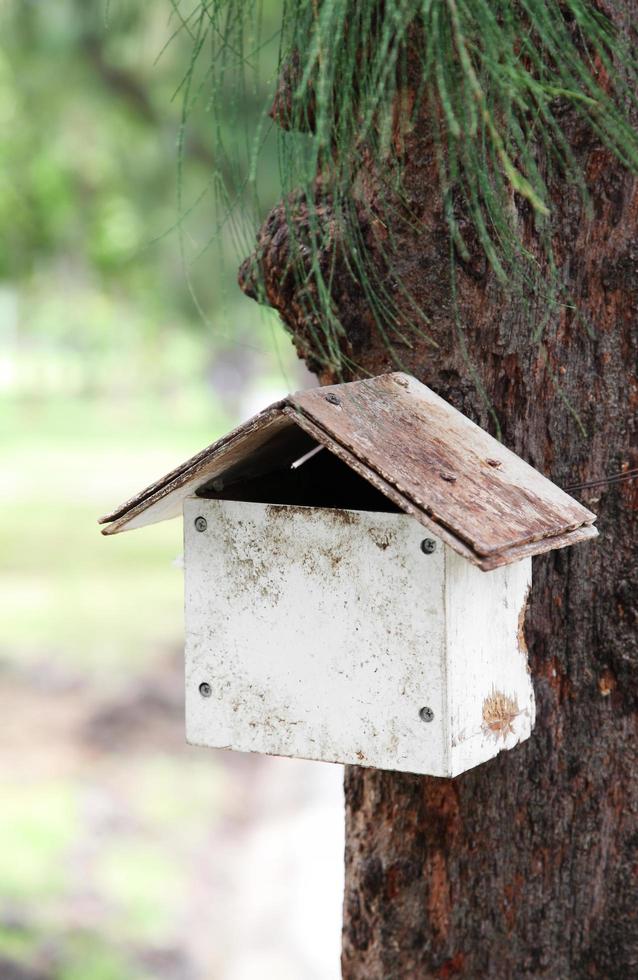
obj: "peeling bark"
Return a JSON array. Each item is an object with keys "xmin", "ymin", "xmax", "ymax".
[{"xmin": 239, "ymin": 3, "xmax": 638, "ymax": 975}]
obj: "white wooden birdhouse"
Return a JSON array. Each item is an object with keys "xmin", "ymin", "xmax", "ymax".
[{"xmin": 101, "ymin": 373, "xmax": 597, "ymax": 777}]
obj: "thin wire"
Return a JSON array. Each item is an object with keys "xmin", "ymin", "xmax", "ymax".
[{"xmin": 565, "ymin": 468, "xmax": 638, "ymax": 492}]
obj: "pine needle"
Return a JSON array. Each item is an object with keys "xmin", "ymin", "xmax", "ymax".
[{"xmin": 175, "ymin": 0, "xmax": 638, "ymax": 376}]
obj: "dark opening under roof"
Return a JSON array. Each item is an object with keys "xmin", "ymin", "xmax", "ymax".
[{"xmin": 99, "ymin": 372, "xmax": 597, "ymax": 571}]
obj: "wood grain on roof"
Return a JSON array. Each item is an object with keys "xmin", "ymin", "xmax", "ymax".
[
  {"xmin": 100, "ymin": 372, "xmax": 597, "ymax": 568},
  {"xmin": 289, "ymin": 373, "xmax": 596, "ymax": 560}
]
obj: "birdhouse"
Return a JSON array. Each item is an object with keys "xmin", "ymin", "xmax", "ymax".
[{"xmin": 100, "ymin": 373, "xmax": 597, "ymax": 777}]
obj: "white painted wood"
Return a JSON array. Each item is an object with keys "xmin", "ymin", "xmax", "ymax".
[
  {"xmin": 184, "ymin": 497, "xmax": 448, "ymax": 775},
  {"xmin": 444, "ymin": 551, "xmax": 533, "ymax": 776},
  {"xmin": 184, "ymin": 497, "xmax": 535, "ymax": 777}
]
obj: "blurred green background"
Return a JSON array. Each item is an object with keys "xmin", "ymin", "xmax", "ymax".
[{"xmin": 1, "ymin": 3, "xmax": 340, "ymax": 979}]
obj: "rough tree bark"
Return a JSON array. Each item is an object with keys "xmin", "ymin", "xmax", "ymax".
[{"xmin": 239, "ymin": 4, "xmax": 638, "ymax": 976}]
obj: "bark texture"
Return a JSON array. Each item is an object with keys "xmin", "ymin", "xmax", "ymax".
[{"xmin": 239, "ymin": 4, "xmax": 638, "ymax": 975}]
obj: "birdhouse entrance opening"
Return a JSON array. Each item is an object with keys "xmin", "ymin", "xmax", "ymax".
[{"xmin": 196, "ymin": 428, "xmax": 400, "ymax": 514}]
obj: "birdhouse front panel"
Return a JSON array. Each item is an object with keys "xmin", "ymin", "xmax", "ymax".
[
  {"xmin": 183, "ymin": 496, "xmax": 534, "ymax": 777},
  {"xmin": 184, "ymin": 497, "xmax": 447, "ymax": 775}
]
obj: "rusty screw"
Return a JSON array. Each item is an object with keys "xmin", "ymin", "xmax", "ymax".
[
  {"xmin": 419, "ymin": 706, "xmax": 434, "ymax": 723},
  {"xmin": 199, "ymin": 681, "xmax": 212, "ymax": 698},
  {"xmin": 420, "ymin": 538, "xmax": 436, "ymax": 555},
  {"xmin": 194, "ymin": 516, "xmax": 208, "ymax": 533},
  {"xmin": 325, "ymin": 393, "xmax": 341, "ymax": 406}
]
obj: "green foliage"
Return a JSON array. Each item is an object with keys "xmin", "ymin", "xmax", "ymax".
[
  {"xmin": 180, "ymin": 0, "xmax": 638, "ymax": 373},
  {"xmin": 0, "ymin": 0, "xmax": 292, "ymax": 396}
]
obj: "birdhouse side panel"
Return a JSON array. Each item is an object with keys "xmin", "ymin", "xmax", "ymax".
[
  {"xmin": 183, "ymin": 498, "xmax": 452, "ymax": 775},
  {"xmin": 444, "ymin": 551, "xmax": 534, "ymax": 776}
]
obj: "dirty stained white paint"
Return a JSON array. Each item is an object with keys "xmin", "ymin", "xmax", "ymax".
[{"xmin": 184, "ymin": 497, "xmax": 534, "ymax": 778}]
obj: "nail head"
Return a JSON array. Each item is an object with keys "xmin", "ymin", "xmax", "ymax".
[{"xmin": 199, "ymin": 682, "xmax": 212, "ymax": 698}]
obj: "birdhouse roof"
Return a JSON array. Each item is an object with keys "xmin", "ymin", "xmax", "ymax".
[{"xmin": 99, "ymin": 372, "xmax": 597, "ymax": 570}]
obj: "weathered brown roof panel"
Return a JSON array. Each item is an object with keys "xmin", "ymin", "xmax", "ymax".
[
  {"xmin": 289, "ymin": 373, "xmax": 596, "ymax": 558},
  {"xmin": 100, "ymin": 372, "xmax": 597, "ymax": 567},
  {"xmin": 282, "ymin": 405, "xmax": 597, "ymax": 570}
]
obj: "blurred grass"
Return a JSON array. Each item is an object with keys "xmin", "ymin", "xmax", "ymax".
[
  {"xmin": 0, "ymin": 2, "xmax": 330, "ymax": 973},
  {"xmin": 0, "ymin": 383, "xmax": 253, "ymax": 978},
  {"xmin": 1, "ymin": 392, "xmax": 220, "ymax": 678},
  {"xmin": 0, "ymin": 275, "xmax": 308, "ymax": 980},
  {"xmin": 0, "ymin": 783, "xmax": 77, "ymax": 903}
]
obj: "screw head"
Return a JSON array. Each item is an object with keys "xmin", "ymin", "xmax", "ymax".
[
  {"xmin": 194, "ymin": 516, "xmax": 208, "ymax": 533},
  {"xmin": 420, "ymin": 538, "xmax": 436, "ymax": 554},
  {"xmin": 325, "ymin": 393, "xmax": 341, "ymax": 406},
  {"xmin": 199, "ymin": 681, "xmax": 212, "ymax": 698},
  {"xmin": 419, "ymin": 706, "xmax": 434, "ymax": 723}
]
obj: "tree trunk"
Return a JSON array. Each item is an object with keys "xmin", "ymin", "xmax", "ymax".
[{"xmin": 239, "ymin": 5, "xmax": 638, "ymax": 975}]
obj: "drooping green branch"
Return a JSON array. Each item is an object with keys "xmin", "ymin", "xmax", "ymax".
[{"xmin": 176, "ymin": 0, "xmax": 638, "ymax": 373}]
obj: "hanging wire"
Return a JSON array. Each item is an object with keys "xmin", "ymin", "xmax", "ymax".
[{"xmin": 565, "ymin": 467, "xmax": 638, "ymax": 493}]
